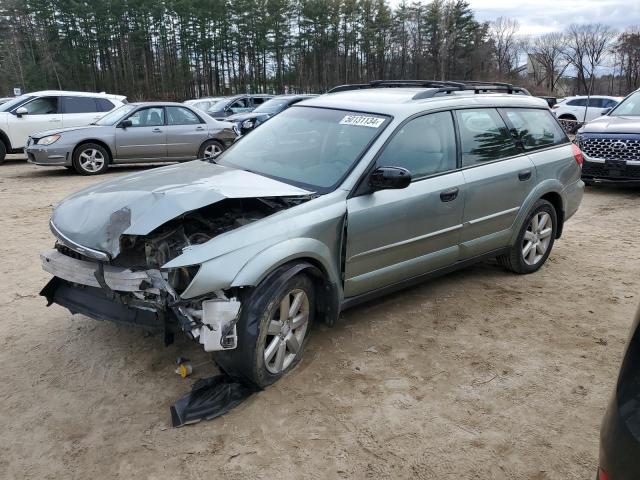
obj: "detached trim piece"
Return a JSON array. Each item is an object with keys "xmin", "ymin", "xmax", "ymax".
[{"xmin": 49, "ymin": 219, "xmax": 110, "ymax": 261}]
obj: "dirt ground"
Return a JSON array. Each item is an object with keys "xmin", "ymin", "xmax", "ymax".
[{"xmin": 1, "ymin": 156, "xmax": 639, "ymax": 480}]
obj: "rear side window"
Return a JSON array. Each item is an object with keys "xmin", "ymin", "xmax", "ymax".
[
  {"xmin": 63, "ymin": 96, "xmax": 98, "ymax": 113},
  {"xmin": 166, "ymin": 106, "xmax": 201, "ymax": 125},
  {"xmin": 377, "ymin": 111, "xmax": 457, "ymax": 178},
  {"xmin": 455, "ymin": 109, "xmax": 519, "ymax": 166},
  {"xmin": 567, "ymin": 98, "xmax": 587, "ymax": 107},
  {"xmin": 96, "ymin": 98, "xmax": 115, "ymax": 112},
  {"xmin": 503, "ymin": 108, "xmax": 568, "ymax": 151}
]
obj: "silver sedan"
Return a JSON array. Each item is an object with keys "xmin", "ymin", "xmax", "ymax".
[{"xmin": 26, "ymin": 102, "xmax": 239, "ymax": 175}]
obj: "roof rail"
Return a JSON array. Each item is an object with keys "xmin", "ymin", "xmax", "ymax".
[{"xmin": 327, "ymin": 79, "xmax": 531, "ymax": 98}]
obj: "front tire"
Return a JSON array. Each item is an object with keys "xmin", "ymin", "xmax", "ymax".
[
  {"xmin": 498, "ymin": 199, "xmax": 557, "ymax": 274},
  {"xmin": 72, "ymin": 143, "xmax": 109, "ymax": 175},
  {"xmin": 214, "ymin": 267, "xmax": 315, "ymax": 388}
]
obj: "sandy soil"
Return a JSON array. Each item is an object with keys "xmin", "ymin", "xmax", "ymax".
[{"xmin": 1, "ymin": 156, "xmax": 639, "ymax": 480}]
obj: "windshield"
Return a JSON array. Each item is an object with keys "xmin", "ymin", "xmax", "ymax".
[
  {"xmin": 95, "ymin": 104, "xmax": 137, "ymax": 125},
  {"xmin": 253, "ymin": 98, "xmax": 293, "ymax": 114},
  {"xmin": 206, "ymin": 99, "xmax": 229, "ymax": 112},
  {"xmin": 217, "ymin": 107, "xmax": 390, "ymax": 192},
  {"xmin": 610, "ymin": 91, "xmax": 640, "ymax": 116},
  {"xmin": 0, "ymin": 96, "xmax": 33, "ymax": 112}
]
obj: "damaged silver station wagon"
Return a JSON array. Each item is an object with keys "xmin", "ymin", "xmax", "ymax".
[{"xmin": 40, "ymin": 80, "xmax": 584, "ymax": 387}]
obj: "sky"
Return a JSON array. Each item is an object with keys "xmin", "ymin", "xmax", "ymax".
[{"xmin": 468, "ymin": 0, "xmax": 640, "ymax": 36}]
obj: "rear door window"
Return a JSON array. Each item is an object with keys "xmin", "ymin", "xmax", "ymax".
[
  {"xmin": 63, "ymin": 96, "xmax": 99, "ymax": 113},
  {"xmin": 377, "ymin": 111, "xmax": 457, "ymax": 178},
  {"xmin": 166, "ymin": 106, "xmax": 201, "ymax": 125},
  {"xmin": 455, "ymin": 109, "xmax": 519, "ymax": 166},
  {"xmin": 503, "ymin": 108, "xmax": 568, "ymax": 151}
]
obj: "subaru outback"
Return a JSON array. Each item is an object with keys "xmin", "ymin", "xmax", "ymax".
[{"xmin": 40, "ymin": 80, "xmax": 584, "ymax": 388}]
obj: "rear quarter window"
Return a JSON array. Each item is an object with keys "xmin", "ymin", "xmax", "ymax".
[
  {"xmin": 503, "ymin": 108, "xmax": 568, "ymax": 151},
  {"xmin": 96, "ymin": 98, "xmax": 115, "ymax": 112}
]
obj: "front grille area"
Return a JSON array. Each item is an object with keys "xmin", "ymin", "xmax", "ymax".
[
  {"xmin": 582, "ymin": 160, "xmax": 640, "ymax": 179},
  {"xmin": 579, "ymin": 137, "xmax": 640, "ymax": 162}
]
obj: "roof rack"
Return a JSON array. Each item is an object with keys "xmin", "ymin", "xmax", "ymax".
[{"xmin": 327, "ymin": 80, "xmax": 531, "ymax": 98}]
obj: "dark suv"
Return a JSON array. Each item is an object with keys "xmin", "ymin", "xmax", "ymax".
[{"xmin": 577, "ymin": 89, "xmax": 640, "ymax": 185}]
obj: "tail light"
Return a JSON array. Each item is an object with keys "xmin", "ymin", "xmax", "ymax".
[
  {"xmin": 598, "ymin": 467, "xmax": 610, "ymax": 480},
  {"xmin": 572, "ymin": 143, "xmax": 584, "ymax": 167}
]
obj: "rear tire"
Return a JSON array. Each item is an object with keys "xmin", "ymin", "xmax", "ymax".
[
  {"xmin": 198, "ymin": 139, "xmax": 225, "ymax": 160},
  {"xmin": 72, "ymin": 143, "xmax": 109, "ymax": 175},
  {"xmin": 213, "ymin": 266, "xmax": 315, "ymax": 388},
  {"xmin": 497, "ymin": 199, "xmax": 557, "ymax": 274},
  {"xmin": 0, "ymin": 141, "xmax": 6, "ymax": 165}
]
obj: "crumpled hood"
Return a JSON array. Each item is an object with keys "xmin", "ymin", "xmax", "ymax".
[
  {"xmin": 579, "ymin": 116, "xmax": 640, "ymax": 135},
  {"xmin": 51, "ymin": 161, "xmax": 312, "ymax": 258}
]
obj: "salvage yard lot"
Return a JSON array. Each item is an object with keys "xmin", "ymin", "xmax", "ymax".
[{"xmin": 0, "ymin": 157, "xmax": 638, "ymax": 479}]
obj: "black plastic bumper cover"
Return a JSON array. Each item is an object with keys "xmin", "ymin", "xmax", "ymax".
[
  {"xmin": 170, "ymin": 375, "xmax": 256, "ymax": 427},
  {"xmin": 40, "ymin": 277, "xmax": 164, "ymax": 331}
]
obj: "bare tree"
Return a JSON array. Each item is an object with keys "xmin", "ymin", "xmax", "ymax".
[
  {"xmin": 564, "ymin": 23, "xmax": 616, "ymax": 95},
  {"xmin": 528, "ymin": 32, "xmax": 570, "ymax": 93},
  {"xmin": 489, "ymin": 16, "xmax": 520, "ymax": 77}
]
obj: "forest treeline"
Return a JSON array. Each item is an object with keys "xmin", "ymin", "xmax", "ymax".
[{"xmin": 0, "ymin": 0, "xmax": 639, "ymax": 100}]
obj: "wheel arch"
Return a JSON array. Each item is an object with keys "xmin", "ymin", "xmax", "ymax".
[
  {"xmin": 0, "ymin": 129, "xmax": 11, "ymax": 151},
  {"xmin": 558, "ymin": 113, "xmax": 577, "ymax": 121},
  {"xmin": 73, "ymin": 139, "xmax": 113, "ymax": 163},
  {"xmin": 229, "ymin": 240, "xmax": 343, "ymax": 326},
  {"xmin": 510, "ymin": 182, "xmax": 566, "ymax": 244}
]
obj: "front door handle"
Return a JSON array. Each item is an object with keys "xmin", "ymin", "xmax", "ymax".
[
  {"xmin": 152, "ymin": 128, "xmax": 162, "ymax": 133},
  {"xmin": 49, "ymin": 118, "xmax": 61, "ymax": 122},
  {"xmin": 196, "ymin": 126, "xmax": 205, "ymax": 131},
  {"xmin": 440, "ymin": 187, "xmax": 459, "ymax": 202},
  {"xmin": 518, "ymin": 170, "xmax": 532, "ymax": 181}
]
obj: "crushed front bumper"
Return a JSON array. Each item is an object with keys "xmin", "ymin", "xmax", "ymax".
[{"xmin": 41, "ymin": 277, "xmax": 165, "ymax": 330}]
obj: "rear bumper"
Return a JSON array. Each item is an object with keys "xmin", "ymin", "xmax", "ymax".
[
  {"xmin": 41, "ymin": 277, "xmax": 165, "ymax": 331},
  {"xmin": 563, "ymin": 179, "xmax": 584, "ymax": 222}
]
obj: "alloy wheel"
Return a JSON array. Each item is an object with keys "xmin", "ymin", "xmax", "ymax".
[
  {"xmin": 79, "ymin": 148, "xmax": 105, "ymax": 173},
  {"xmin": 522, "ymin": 211, "xmax": 553, "ymax": 266},
  {"xmin": 203, "ymin": 143, "xmax": 222, "ymax": 158},
  {"xmin": 264, "ymin": 289, "xmax": 310, "ymax": 375}
]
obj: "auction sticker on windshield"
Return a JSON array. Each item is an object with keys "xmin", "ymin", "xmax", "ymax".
[{"xmin": 339, "ymin": 115, "xmax": 385, "ymax": 128}]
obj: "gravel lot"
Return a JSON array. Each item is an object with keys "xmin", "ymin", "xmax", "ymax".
[{"xmin": 1, "ymin": 156, "xmax": 639, "ymax": 479}]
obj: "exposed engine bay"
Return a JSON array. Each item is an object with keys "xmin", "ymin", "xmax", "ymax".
[{"xmin": 41, "ymin": 196, "xmax": 311, "ymax": 351}]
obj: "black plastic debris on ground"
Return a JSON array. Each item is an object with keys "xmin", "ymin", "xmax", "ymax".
[{"xmin": 170, "ymin": 374, "xmax": 257, "ymax": 427}]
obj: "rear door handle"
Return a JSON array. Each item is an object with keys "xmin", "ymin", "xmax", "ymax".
[
  {"xmin": 152, "ymin": 128, "xmax": 162, "ymax": 133},
  {"xmin": 518, "ymin": 170, "xmax": 532, "ymax": 181},
  {"xmin": 196, "ymin": 126, "xmax": 205, "ymax": 131},
  {"xmin": 440, "ymin": 187, "xmax": 459, "ymax": 202}
]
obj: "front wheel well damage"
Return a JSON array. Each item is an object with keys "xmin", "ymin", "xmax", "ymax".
[{"xmin": 237, "ymin": 258, "xmax": 340, "ymax": 327}]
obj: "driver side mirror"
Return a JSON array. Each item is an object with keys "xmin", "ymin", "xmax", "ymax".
[
  {"xmin": 15, "ymin": 107, "xmax": 28, "ymax": 117},
  {"xmin": 601, "ymin": 108, "xmax": 611, "ymax": 115},
  {"xmin": 369, "ymin": 166, "xmax": 411, "ymax": 191},
  {"xmin": 118, "ymin": 119, "xmax": 133, "ymax": 128}
]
